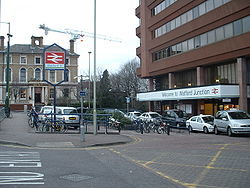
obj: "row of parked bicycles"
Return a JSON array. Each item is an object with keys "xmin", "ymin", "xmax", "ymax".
[
  {"xmin": 27, "ymin": 109, "xmax": 69, "ymax": 133},
  {"xmin": 133, "ymin": 118, "xmax": 170, "ymax": 135}
]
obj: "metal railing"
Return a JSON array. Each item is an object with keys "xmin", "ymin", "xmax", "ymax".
[{"xmin": 0, "ymin": 107, "xmax": 6, "ymax": 122}]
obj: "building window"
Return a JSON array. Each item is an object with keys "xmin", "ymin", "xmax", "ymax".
[
  {"xmin": 20, "ymin": 68, "xmax": 27, "ymax": 82},
  {"xmin": 49, "ymin": 70, "xmax": 55, "ymax": 82},
  {"xmin": 20, "ymin": 88, "xmax": 26, "ymax": 99},
  {"xmin": 243, "ymin": 16, "xmax": 250, "ymax": 33},
  {"xmin": 20, "ymin": 56, "xmax": 27, "ymax": 64},
  {"xmin": 174, "ymin": 69, "xmax": 197, "ymax": 88},
  {"xmin": 63, "ymin": 88, "xmax": 70, "ymax": 98},
  {"xmin": 5, "ymin": 55, "xmax": 12, "ymax": 64},
  {"xmin": 65, "ymin": 69, "xmax": 69, "ymax": 82},
  {"xmin": 152, "ymin": 0, "xmax": 178, "ymax": 16},
  {"xmin": 49, "ymin": 88, "xmax": 54, "ymax": 98},
  {"xmin": 152, "ymin": 15, "xmax": 249, "ymax": 62},
  {"xmin": 35, "ymin": 57, "xmax": 41, "ymax": 64},
  {"xmin": 35, "ymin": 68, "xmax": 41, "ymax": 80},
  {"xmin": 153, "ymin": 0, "xmax": 231, "ymax": 38},
  {"xmin": 66, "ymin": 58, "xmax": 70, "ymax": 65}
]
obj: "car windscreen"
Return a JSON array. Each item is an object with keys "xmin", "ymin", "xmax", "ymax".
[
  {"xmin": 43, "ymin": 109, "xmax": 52, "ymax": 114},
  {"xmin": 63, "ymin": 109, "xmax": 77, "ymax": 114},
  {"xmin": 150, "ymin": 114, "xmax": 160, "ymax": 118},
  {"xmin": 134, "ymin": 113, "xmax": 141, "ymax": 117},
  {"xmin": 175, "ymin": 111, "xmax": 186, "ymax": 118},
  {"xmin": 228, "ymin": 112, "xmax": 250, "ymax": 119},
  {"xmin": 202, "ymin": 116, "xmax": 214, "ymax": 123}
]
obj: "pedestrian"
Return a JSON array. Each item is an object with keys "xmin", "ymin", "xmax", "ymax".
[{"xmin": 31, "ymin": 106, "xmax": 38, "ymax": 129}]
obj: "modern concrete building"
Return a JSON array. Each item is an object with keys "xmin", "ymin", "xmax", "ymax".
[
  {"xmin": 0, "ymin": 36, "xmax": 79, "ymax": 110},
  {"xmin": 136, "ymin": 0, "xmax": 250, "ymax": 115}
]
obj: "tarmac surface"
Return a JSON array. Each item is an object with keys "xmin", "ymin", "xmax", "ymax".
[{"xmin": 0, "ymin": 112, "xmax": 132, "ymax": 148}]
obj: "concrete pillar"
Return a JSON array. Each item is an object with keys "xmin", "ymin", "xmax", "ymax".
[
  {"xmin": 237, "ymin": 57, "xmax": 247, "ymax": 112},
  {"xmin": 168, "ymin": 73, "xmax": 175, "ymax": 89},
  {"xmin": 197, "ymin": 66, "xmax": 204, "ymax": 86},
  {"xmin": 41, "ymin": 87, "xmax": 45, "ymax": 103},
  {"xmin": 148, "ymin": 78, "xmax": 154, "ymax": 111}
]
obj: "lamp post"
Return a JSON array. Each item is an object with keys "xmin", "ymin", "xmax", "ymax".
[
  {"xmin": 0, "ymin": 22, "xmax": 12, "ymax": 117},
  {"xmin": 93, "ymin": 0, "xmax": 97, "ymax": 135},
  {"xmin": 88, "ymin": 51, "xmax": 92, "ymax": 109}
]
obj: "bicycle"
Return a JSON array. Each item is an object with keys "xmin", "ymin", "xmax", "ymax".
[{"xmin": 41, "ymin": 118, "xmax": 67, "ymax": 133}]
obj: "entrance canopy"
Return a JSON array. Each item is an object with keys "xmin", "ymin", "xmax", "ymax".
[{"xmin": 137, "ymin": 85, "xmax": 240, "ymax": 101}]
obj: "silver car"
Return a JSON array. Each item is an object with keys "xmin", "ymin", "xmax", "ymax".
[{"xmin": 214, "ymin": 110, "xmax": 250, "ymax": 136}]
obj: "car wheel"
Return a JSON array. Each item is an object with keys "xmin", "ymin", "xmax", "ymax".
[
  {"xmin": 203, "ymin": 126, "xmax": 209, "ymax": 134},
  {"xmin": 214, "ymin": 126, "xmax": 219, "ymax": 135},
  {"xmin": 227, "ymin": 127, "xmax": 233, "ymax": 137},
  {"xmin": 188, "ymin": 125, "xmax": 193, "ymax": 132}
]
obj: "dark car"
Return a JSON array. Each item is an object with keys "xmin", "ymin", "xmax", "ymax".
[{"xmin": 162, "ymin": 109, "xmax": 187, "ymax": 128}]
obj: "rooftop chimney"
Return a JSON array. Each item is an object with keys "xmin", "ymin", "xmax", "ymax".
[
  {"xmin": 0, "ymin": 36, "xmax": 5, "ymax": 51},
  {"xmin": 31, "ymin": 36, "xmax": 43, "ymax": 47},
  {"xmin": 70, "ymin": 39, "xmax": 74, "ymax": 53}
]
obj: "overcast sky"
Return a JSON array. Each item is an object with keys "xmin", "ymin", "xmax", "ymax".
[{"xmin": 0, "ymin": 0, "xmax": 140, "ymax": 75}]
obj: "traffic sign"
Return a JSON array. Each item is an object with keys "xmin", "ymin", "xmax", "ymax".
[{"xmin": 79, "ymin": 91, "xmax": 86, "ymax": 97}]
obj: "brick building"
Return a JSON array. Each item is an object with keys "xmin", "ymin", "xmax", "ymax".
[
  {"xmin": 136, "ymin": 0, "xmax": 250, "ymax": 115},
  {"xmin": 0, "ymin": 36, "xmax": 79, "ymax": 110}
]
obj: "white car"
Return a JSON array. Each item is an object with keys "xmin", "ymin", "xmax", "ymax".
[
  {"xmin": 186, "ymin": 115, "xmax": 214, "ymax": 134},
  {"xmin": 39, "ymin": 106, "xmax": 80, "ymax": 127},
  {"xmin": 126, "ymin": 111, "xmax": 141, "ymax": 121},
  {"xmin": 139, "ymin": 112, "xmax": 162, "ymax": 123}
]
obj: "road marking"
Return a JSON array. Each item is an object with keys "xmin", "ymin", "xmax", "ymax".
[{"xmin": 0, "ymin": 151, "xmax": 44, "ymax": 185}]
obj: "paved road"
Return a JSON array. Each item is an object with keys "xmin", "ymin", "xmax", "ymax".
[{"xmin": 0, "ymin": 112, "xmax": 249, "ymax": 187}]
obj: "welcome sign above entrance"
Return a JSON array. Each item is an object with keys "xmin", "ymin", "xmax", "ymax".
[{"xmin": 137, "ymin": 85, "xmax": 240, "ymax": 101}]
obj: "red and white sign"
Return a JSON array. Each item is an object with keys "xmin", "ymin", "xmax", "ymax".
[{"xmin": 45, "ymin": 51, "xmax": 65, "ymax": 70}]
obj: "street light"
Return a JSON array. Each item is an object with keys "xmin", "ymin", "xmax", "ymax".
[
  {"xmin": 93, "ymin": 0, "xmax": 97, "ymax": 135},
  {"xmin": 88, "ymin": 51, "xmax": 92, "ymax": 109},
  {"xmin": 0, "ymin": 21, "xmax": 12, "ymax": 117}
]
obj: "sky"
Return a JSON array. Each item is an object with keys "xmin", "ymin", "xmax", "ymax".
[{"xmin": 0, "ymin": 0, "xmax": 140, "ymax": 75}]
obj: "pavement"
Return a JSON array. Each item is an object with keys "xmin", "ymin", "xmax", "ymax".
[{"xmin": 0, "ymin": 111, "xmax": 132, "ymax": 148}]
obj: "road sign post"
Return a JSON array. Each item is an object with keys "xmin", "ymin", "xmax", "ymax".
[{"xmin": 43, "ymin": 43, "xmax": 66, "ymax": 125}]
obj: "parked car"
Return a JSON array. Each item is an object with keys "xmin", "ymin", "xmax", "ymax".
[
  {"xmin": 162, "ymin": 109, "xmax": 187, "ymax": 127},
  {"xmin": 186, "ymin": 114, "xmax": 214, "ymax": 134},
  {"xmin": 39, "ymin": 106, "xmax": 80, "ymax": 128},
  {"xmin": 214, "ymin": 109, "xmax": 250, "ymax": 136},
  {"xmin": 139, "ymin": 112, "xmax": 162, "ymax": 123},
  {"xmin": 126, "ymin": 111, "xmax": 141, "ymax": 121}
]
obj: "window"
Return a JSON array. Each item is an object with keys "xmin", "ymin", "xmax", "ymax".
[
  {"xmin": 182, "ymin": 41, "xmax": 188, "ymax": 52},
  {"xmin": 20, "ymin": 56, "xmax": 27, "ymax": 64},
  {"xmin": 170, "ymin": 19, "xmax": 176, "ymax": 30},
  {"xmin": 207, "ymin": 30, "xmax": 215, "ymax": 44},
  {"xmin": 193, "ymin": 7, "xmax": 199, "ymax": 19},
  {"xmin": 187, "ymin": 10, "xmax": 193, "ymax": 22},
  {"xmin": 166, "ymin": 22, "xmax": 171, "ymax": 32},
  {"xmin": 224, "ymin": 23, "xmax": 233, "ymax": 38},
  {"xmin": 49, "ymin": 70, "xmax": 55, "ymax": 82},
  {"xmin": 175, "ymin": 16, "xmax": 181, "ymax": 28},
  {"xmin": 20, "ymin": 88, "xmax": 26, "ymax": 99},
  {"xmin": 20, "ymin": 68, "xmax": 26, "ymax": 82},
  {"xmin": 233, "ymin": 19, "xmax": 243, "ymax": 36},
  {"xmin": 5, "ymin": 55, "xmax": 12, "ymax": 64},
  {"xmin": 35, "ymin": 57, "xmax": 41, "ymax": 64},
  {"xmin": 66, "ymin": 58, "xmax": 69, "ymax": 65},
  {"xmin": 187, "ymin": 38, "xmax": 194, "ymax": 50},
  {"xmin": 65, "ymin": 69, "xmax": 69, "ymax": 82},
  {"xmin": 176, "ymin": 43, "xmax": 182, "ymax": 54},
  {"xmin": 215, "ymin": 27, "xmax": 224, "ymax": 41},
  {"xmin": 198, "ymin": 2, "xmax": 206, "ymax": 16},
  {"xmin": 200, "ymin": 33, "xmax": 208, "ymax": 46},
  {"xmin": 49, "ymin": 88, "xmax": 54, "ymax": 98},
  {"xmin": 214, "ymin": 0, "xmax": 223, "ymax": 8},
  {"xmin": 180, "ymin": 13, "xmax": 187, "ymax": 25},
  {"xmin": 194, "ymin": 36, "xmax": 200, "ymax": 48},
  {"xmin": 35, "ymin": 68, "xmax": 41, "ymax": 80},
  {"xmin": 171, "ymin": 45, "xmax": 177, "ymax": 55},
  {"xmin": 242, "ymin": 16, "xmax": 250, "ymax": 33},
  {"xmin": 206, "ymin": 0, "xmax": 214, "ymax": 12},
  {"xmin": 63, "ymin": 88, "xmax": 70, "ymax": 98}
]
